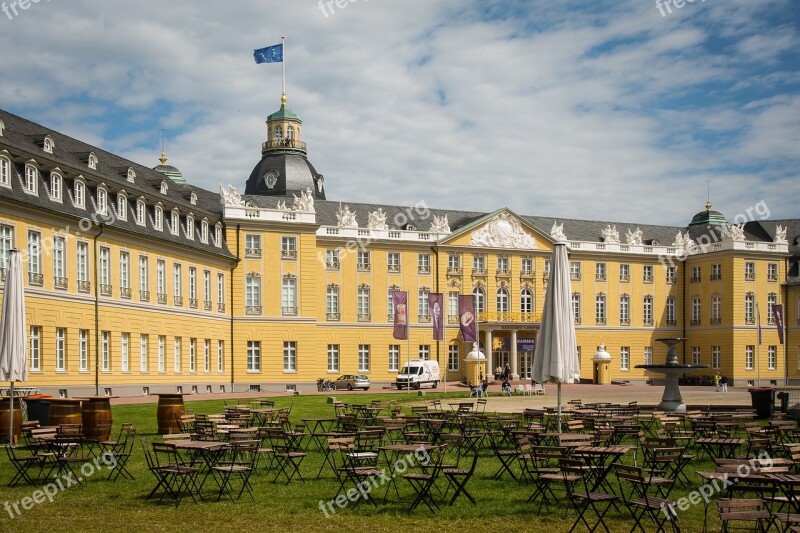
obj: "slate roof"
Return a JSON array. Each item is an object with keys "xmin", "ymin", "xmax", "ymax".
[{"xmin": 0, "ymin": 109, "xmax": 233, "ymax": 260}]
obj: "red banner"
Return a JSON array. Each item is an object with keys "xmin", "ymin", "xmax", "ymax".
[
  {"xmin": 428, "ymin": 293, "xmax": 443, "ymax": 341},
  {"xmin": 458, "ymin": 295, "xmax": 477, "ymax": 342},
  {"xmin": 392, "ymin": 291, "xmax": 408, "ymax": 340}
]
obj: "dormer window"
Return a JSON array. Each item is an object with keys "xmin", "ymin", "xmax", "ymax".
[
  {"xmin": 23, "ymin": 163, "xmax": 38, "ymax": 194},
  {"xmin": 43, "ymin": 135, "xmax": 54, "ymax": 154},
  {"xmin": 154, "ymin": 204, "xmax": 163, "ymax": 231},
  {"xmin": 50, "ymin": 172, "xmax": 62, "ymax": 202},
  {"xmin": 87, "ymin": 152, "xmax": 98, "ymax": 170},
  {"xmin": 214, "ymin": 224, "xmax": 223, "ymax": 248},
  {"xmin": 0, "ymin": 119, "xmax": 5, "ymax": 137},
  {"xmin": 136, "ymin": 198, "xmax": 146, "ymax": 226},
  {"xmin": 170, "ymin": 209, "xmax": 180, "ymax": 235},
  {"xmin": 160, "ymin": 180, "xmax": 168, "ymax": 195},
  {"xmin": 74, "ymin": 179, "xmax": 86, "ymax": 208},
  {"xmin": 116, "ymin": 193, "xmax": 127, "ymax": 221},
  {"xmin": 186, "ymin": 214, "xmax": 195, "ymax": 240},
  {"xmin": 200, "ymin": 219, "xmax": 209, "ymax": 244},
  {"xmin": 190, "ymin": 192, "xmax": 197, "ymax": 205},
  {"xmin": 96, "ymin": 186, "xmax": 108, "ymax": 214},
  {"xmin": 127, "ymin": 167, "xmax": 136, "ymax": 183},
  {"xmin": 0, "ymin": 155, "xmax": 9, "ymax": 187}
]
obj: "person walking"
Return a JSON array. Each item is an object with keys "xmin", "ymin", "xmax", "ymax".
[
  {"xmin": 714, "ymin": 373, "xmax": 721, "ymax": 392},
  {"xmin": 721, "ymin": 375, "xmax": 728, "ymax": 392}
]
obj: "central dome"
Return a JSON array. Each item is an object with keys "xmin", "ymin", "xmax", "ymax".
[{"xmin": 245, "ymin": 154, "xmax": 325, "ymax": 199}]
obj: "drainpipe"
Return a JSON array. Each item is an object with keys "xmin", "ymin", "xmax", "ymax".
[
  {"xmin": 783, "ymin": 256, "xmax": 790, "ymax": 386},
  {"xmin": 681, "ymin": 256, "xmax": 687, "ymax": 367},
  {"xmin": 93, "ymin": 223, "xmax": 105, "ymax": 396},
  {"xmin": 230, "ymin": 224, "xmax": 240, "ymax": 393}
]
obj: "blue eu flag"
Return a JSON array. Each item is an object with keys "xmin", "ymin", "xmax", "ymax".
[{"xmin": 254, "ymin": 44, "xmax": 283, "ymax": 64}]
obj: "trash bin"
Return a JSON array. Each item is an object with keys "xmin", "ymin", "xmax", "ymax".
[
  {"xmin": 748, "ymin": 387, "xmax": 775, "ymax": 419},
  {"xmin": 777, "ymin": 391, "xmax": 790, "ymax": 413},
  {"xmin": 23, "ymin": 394, "xmax": 52, "ymax": 425}
]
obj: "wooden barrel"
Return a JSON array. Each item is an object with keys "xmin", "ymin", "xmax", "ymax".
[
  {"xmin": 48, "ymin": 399, "xmax": 83, "ymax": 427},
  {"xmin": 80, "ymin": 397, "xmax": 113, "ymax": 440},
  {"xmin": 0, "ymin": 398, "xmax": 22, "ymax": 443},
  {"xmin": 156, "ymin": 394, "xmax": 185, "ymax": 434}
]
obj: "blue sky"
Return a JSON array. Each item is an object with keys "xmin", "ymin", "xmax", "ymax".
[{"xmin": 0, "ymin": 0, "xmax": 797, "ymax": 226}]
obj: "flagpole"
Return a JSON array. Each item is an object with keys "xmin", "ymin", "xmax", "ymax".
[
  {"xmin": 756, "ymin": 301, "xmax": 761, "ymax": 387},
  {"xmin": 281, "ymin": 36, "xmax": 286, "ymax": 98}
]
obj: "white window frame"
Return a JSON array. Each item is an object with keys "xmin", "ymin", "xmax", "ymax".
[
  {"xmin": 217, "ymin": 340, "xmax": 224, "ymax": 373},
  {"xmin": 96, "ymin": 186, "xmax": 108, "ymax": 214},
  {"xmin": 50, "ymin": 172, "xmax": 62, "ymax": 202},
  {"xmin": 120, "ymin": 333, "xmax": 129, "ymax": 373},
  {"xmin": 74, "ymin": 179, "xmax": 85, "ymax": 209},
  {"xmin": 140, "ymin": 334, "xmax": 148, "ymax": 373},
  {"xmin": 76, "ymin": 241, "xmax": 89, "ymax": 284},
  {"xmin": 448, "ymin": 345, "xmax": 460, "ymax": 372},
  {"xmin": 388, "ymin": 345, "xmax": 399, "ymax": 372},
  {"xmin": 116, "ymin": 194, "xmax": 127, "ymax": 220},
  {"xmin": 692, "ymin": 346, "xmax": 701, "ymax": 366},
  {"xmin": 159, "ymin": 336, "xmax": 166, "ymax": 373},
  {"xmin": 174, "ymin": 337, "xmax": 181, "ymax": 373},
  {"xmin": 247, "ymin": 341, "xmax": 261, "ymax": 372},
  {"xmin": 358, "ymin": 344, "xmax": 371, "ymax": 373},
  {"xmin": 29, "ymin": 326, "xmax": 41, "ymax": 371},
  {"xmin": 101, "ymin": 331, "xmax": 110, "ymax": 372},
  {"xmin": 283, "ymin": 341, "xmax": 297, "ymax": 372},
  {"xmin": 119, "ymin": 251, "xmax": 130, "ymax": 291},
  {"xmin": 620, "ymin": 347, "xmax": 629, "ymax": 371},
  {"xmin": 79, "ymin": 330, "xmax": 89, "ymax": 372},
  {"xmin": 203, "ymin": 339, "xmax": 210, "ymax": 373},
  {"xmin": 201, "ymin": 220, "xmax": 209, "ymax": 244},
  {"xmin": 189, "ymin": 338, "xmax": 196, "ymax": 373},
  {"xmin": 186, "ymin": 215, "xmax": 194, "ymax": 240},
  {"xmin": 745, "ymin": 345, "xmax": 754, "ymax": 370},
  {"xmin": 136, "ymin": 199, "xmax": 146, "ymax": 226},
  {"xmin": 154, "ymin": 205, "xmax": 163, "ymax": 231},
  {"xmin": 768, "ymin": 346, "xmax": 777, "ymax": 370},
  {"xmin": 55, "ymin": 328, "xmax": 66, "ymax": 371},
  {"xmin": 0, "ymin": 156, "xmax": 9, "ymax": 187},
  {"xmin": 328, "ymin": 344, "xmax": 340, "ymax": 372},
  {"xmin": 23, "ymin": 164, "xmax": 38, "ymax": 194},
  {"xmin": 711, "ymin": 346, "xmax": 720, "ymax": 370}
]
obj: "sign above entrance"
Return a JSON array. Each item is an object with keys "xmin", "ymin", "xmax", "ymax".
[{"xmin": 518, "ymin": 338, "xmax": 535, "ymax": 352}]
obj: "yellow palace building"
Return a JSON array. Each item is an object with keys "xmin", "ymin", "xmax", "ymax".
[{"xmin": 0, "ymin": 97, "xmax": 798, "ymax": 397}]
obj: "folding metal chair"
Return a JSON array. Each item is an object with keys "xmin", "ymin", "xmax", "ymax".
[
  {"xmin": 104, "ymin": 425, "xmax": 137, "ymax": 481},
  {"xmin": 614, "ymin": 464, "xmax": 680, "ymax": 532},
  {"xmin": 150, "ymin": 441, "xmax": 201, "ymax": 507},
  {"xmin": 210, "ymin": 441, "xmax": 258, "ymax": 502},
  {"xmin": 402, "ymin": 445, "xmax": 446, "ymax": 513},
  {"xmin": 5, "ymin": 445, "xmax": 39, "ymax": 487},
  {"xmin": 442, "ymin": 437, "xmax": 480, "ymax": 505},
  {"xmin": 562, "ymin": 457, "xmax": 619, "ymax": 533}
]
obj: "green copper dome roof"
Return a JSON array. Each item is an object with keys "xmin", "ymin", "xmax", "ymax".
[
  {"xmin": 689, "ymin": 201, "xmax": 727, "ymax": 226},
  {"xmin": 268, "ymin": 103, "xmax": 301, "ymax": 123}
]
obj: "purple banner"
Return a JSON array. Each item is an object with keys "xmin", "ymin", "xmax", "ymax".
[
  {"xmin": 773, "ymin": 303, "xmax": 784, "ymax": 344},
  {"xmin": 458, "ymin": 295, "xmax": 477, "ymax": 343},
  {"xmin": 428, "ymin": 293, "xmax": 443, "ymax": 341},
  {"xmin": 392, "ymin": 291, "xmax": 408, "ymax": 340}
]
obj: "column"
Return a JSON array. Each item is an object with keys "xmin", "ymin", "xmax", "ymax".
[
  {"xmin": 510, "ymin": 330, "xmax": 519, "ymax": 380},
  {"xmin": 484, "ymin": 329, "xmax": 493, "ymax": 382}
]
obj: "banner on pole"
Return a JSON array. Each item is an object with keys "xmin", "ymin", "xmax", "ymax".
[
  {"xmin": 772, "ymin": 303, "xmax": 784, "ymax": 344},
  {"xmin": 392, "ymin": 291, "xmax": 408, "ymax": 340},
  {"xmin": 458, "ymin": 295, "xmax": 477, "ymax": 342},
  {"xmin": 428, "ymin": 293, "xmax": 443, "ymax": 341}
]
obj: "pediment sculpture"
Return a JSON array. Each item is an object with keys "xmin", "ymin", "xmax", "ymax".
[
  {"xmin": 470, "ymin": 212, "xmax": 537, "ymax": 249},
  {"xmin": 292, "ymin": 187, "xmax": 315, "ymax": 213}
]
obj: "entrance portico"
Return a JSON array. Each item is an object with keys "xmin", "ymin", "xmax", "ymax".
[{"xmin": 479, "ymin": 313, "xmax": 538, "ymax": 381}]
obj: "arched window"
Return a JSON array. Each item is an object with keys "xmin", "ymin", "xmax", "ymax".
[
  {"xmin": 23, "ymin": 164, "xmax": 38, "ymax": 193},
  {"xmin": 160, "ymin": 180, "xmax": 168, "ymax": 194},
  {"xmin": 43, "ymin": 136, "xmax": 54, "ymax": 154},
  {"xmin": 74, "ymin": 179, "xmax": 86, "ymax": 208},
  {"xmin": 472, "ymin": 287, "xmax": 485, "ymax": 313},
  {"xmin": 171, "ymin": 210, "xmax": 180, "ymax": 235},
  {"xmin": 127, "ymin": 167, "xmax": 136, "ymax": 183},
  {"xmin": 96, "ymin": 186, "xmax": 108, "ymax": 214},
  {"xmin": 274, "ymin": 127, "xmax": 283, "ymax": 142},
  {"xmin": 136, "ymin": 198, "xmax": 147, "ymax": 226},
  {"xmin": 0, "ymin": 155, "xmax": 9, "ymax": 187},
  {"xmin": 496, "ymin": 287, "xmax": 509, "ymax": 312},
  {"xmin": 214, "ymin": 224, "xmax": 223, "ymax": 247},
  {"xmin": 287, "ymin": 126, "xmax": 294, "ymax": 139},
  {"xmin": 186, "ymin": 215, "xmax": 195, "ymax": 240},
  {"xmin": 520, "ymin": 288, "xmax": 533, "ymax": 314},
  {"xmin": 88, "ymin": 152, "xmax": 98, "ymax": 170},
  {"xmin": 50, "ymin": 173, "xmax": 62, "ymax": 202},
  {"xmin": 154, "ymin": 205, "xmax": 163, "ymax": 231},
  {"xmin": 200, "ymin": 220, "xmax": 209, "ymax": 243},
  {"xmin": 116, "ymin": 193, "xmax": 127, "ymax": 220}
]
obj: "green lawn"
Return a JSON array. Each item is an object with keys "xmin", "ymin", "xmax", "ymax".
[{"xmin": 0, "ymin": 393, "xmax": 724, "ymax": 532}]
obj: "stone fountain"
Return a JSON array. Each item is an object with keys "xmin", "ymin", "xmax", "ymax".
[{"xmin": 635, "ymin": 338, "xmax": 708, "ymax": 413}]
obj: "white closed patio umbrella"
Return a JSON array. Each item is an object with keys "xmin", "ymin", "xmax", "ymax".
[
  {"xmin": 532, "ymin": 242, "xmax": 579, "ymax": 432},
  {"xmin": 0, "ymin": 250, "xmax": 27, "ymax": 445}
]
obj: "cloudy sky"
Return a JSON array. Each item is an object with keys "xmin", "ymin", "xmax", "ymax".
[{"xmin": 0, "ymin": 0, "xmax": 797, "ymax": 226}]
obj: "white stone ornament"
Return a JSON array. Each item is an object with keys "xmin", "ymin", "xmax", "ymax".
[
  {"xmin": 219, "ymin": 184, "xmax": 245, "ymax": 207},
  {"xmin": 724, "ymin": 224, "xmax": 746, "ymax": 242},
  {"xmin": 470, "ymin": 212, "xmax": 537, "ymax": 249},
  {"xmin": 672, "ymin": 231, "xmax": 694, "ymax": 248},
  {"xmin": 276, "ymin": 200, "xmax": 287, "ymax": 210},
  {"xmin": 292, "ymin": 187, "xmax": 315, "ymax": 213},
  {"xmin": 430, "ymin": 214, "xmax": 450, "ymax": 234},
  {"xmin": 368, "ymin": 209, "xmax": 388, "ymax": 230},
  {"xmin": 775, "ymin": 225, "xmax": 788, "ymax": 244},
  {"xmin": 625, "ymin": 227, "xmax": 644, "ymax": 246},
  {"xmin": 550, "ymin": 222, "xmax": 567, "ymax": 242},
  {"xmin": 601, "ymin": 225, "xmax": 620, "ymax": 244},
  {"xmin": 336, "ymin": 204, "xmax": 358, "ymax": 228}
]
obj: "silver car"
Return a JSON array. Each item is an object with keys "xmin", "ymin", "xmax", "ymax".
[{"xmin": 335, "ymin": 374, "xmax": 370, "ymax": 391}]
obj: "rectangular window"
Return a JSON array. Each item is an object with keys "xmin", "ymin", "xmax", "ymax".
[
  {"xmin": 418, "ymin": 289, "xmax": 430, "ymax": 320},
  {"xmin": 619, "ymin": 295, "xmax": 630, "ymax": 325},
  {"xmin": 595, "ymin": 294, "xmax": 606, "ymax": 325},
  {"xmin": 173, "ymin": 264, "xmax": 182, "ymax": 298},
  {"xmin": 691, "ymin": 346, "xmax": 701, "ymax": 366},
  {"xmin": 101, "ymin": 331, "xmax": 110, "ymax": 372},
  {"xmin": 173, "ymin": 337, "xmax": 181, "ymax": 373},
  {"xmin": 117, "ymin": 195, "xmax": 127, "ymax": 221},
  {"xmin": 0, "ymin": 224, "xmax": 13, "ymax": 272},
  {"xmin": 119, "ymin": 251, "xmax": 130, "ymax": 292},
  {"xmin": 281, "ymin": 236, "xmax": 297, "ymax": 259},
  {"xmin": 712, "ymin": 346, "xmax": 720, "ymax": 370},
  {"xmin": 247, "ymin": 341, "xmax": 260, "ymax": 372},
  {"xmin": 99, "ymin": 247, "xmax": 110, "ymax": 290},
  {"xmin": 745, "ymin": 293, "xmax": 755, "ymax": 324},
  {"xmin": 497, "ymin": 256, "xmax": 510, "ymax": 274},
  {"xmin": 768, "ymin": 346, "xmax": 777, "ymax": 370},
  {"xmin": 620, "ymin": 347, "xmax": 629, "ymax": 371},
  {"xmin": 203, "ymin": 270, "xmax": 211, "ymax": 308},
  {"xmin": 666, "ymin": 266, "xmax": 676, "ymax": 283},
  {"xmin": 53, "ymin": 235, "xmax": 65, "ymax": 282},
  {"xmin": 388, "ymin": 252, "xmax": 401, "ymax": 273},
  {"xmin": 418, "ymin": 253, "xmax": 431, "ymax": 274},
  {"xmin": 79, "ymin": 330, "xmax": 88, "ymax": 371},
  {"xmin": 691, "ymin": 297, "xmax": 702, "ymax": 326},
  {"xmin": 711, "ymin": 295, "xmax": 722, "ymax": 324},
  {"xmin": 711, "ymin": 264, "xmax": 722, "ymax": 281},
  {"xmin": 74, "ymin": 181, "xmax": 85, "ymax": 208},
  {"xmin": 283, "ymin": 341, "xmax": 297, "ymax": 372},
  {"xmin": 472, "ymin": 254, "xmax": 485, "ymax": 274},
  {"xmin": 203, "ymin": 339, "xmax": 210, "ymax": 373},
  {"xmin": 643, "ymin": 265, "xmax": 653, "ymax": 283},
  {"xmin": 448, "ymin": 292, "xmax": 459, "ymax": 323},
  {"xmin": 326, "ymin": 249, "xmax": 340, "ymax": 269},
  {"xmin": 768, "ymin": 293, "xmax": 778, "ymax": 324},
  {"xmin": 521, "ymin": 256, "xmax": 533, "ymax": 275},
  {"xmin": 357, "ymin": 286, "xmax": 371, "ymax": 320},
  {"xmin": 282, "ymin": 277, "xmax": 297, "ymax": 315},
  {"xmin": 619, "ymin": 264, "xmax": 630, "ymax": 282},
  {"xmin": 666, "ymin": 296, "xmax": 676, "ymax": 326},
  {"xmin": 768, "ymin": 263, "xmax": 778, "ymax": 282},
  {"xmin": 76, "ymin": 241, "xmax": 89, "ymax": 291},
  {"xmin": 745, "ymin": 262, "xmax": 755, "ymax": 281},
  {"xmin": 189, "ymin": 267, "xmax": 197, "ymax": 304},
  {"xmin": 29, "ymin": 326, "xmax": 41, "ymax": 371},
  {"xmin": 570, "ymin": 261, "xmax": 581, "ymax": 280},
  {"xmin": 245, "ymin": 234, "xmax": 261, "ymax": 257},
  {"xmin": 326, "ymin": 285, "xmax": 340, "ymax": 319},
  {"xmin": 643, "ymin": 296, "xmax": 653, "ymax": 326},
  {"xmin": 447, "ymin": 253, "xmax": 460, "ymax": 274},
  {"xmin": 357, "ymin": 250, "xmax": 370, "ymax": 271},
  {"xmin": 418, "ymin": 345, "xmax": 430, "ymax": 361},
  {"xmin": 120, "ymin": 333, "xmax": 129, "ymax": 372},
  {"xmin": 595, "ymin": 262, "xmax": 606, "ymax": 281},
  {"xmin": 138, "ymin": 255, "xmax": 149, "ymax": 294},
  {"xmin": 245, "ymin": 275, "xmax": 261, "ymax": 310},
  {"xmin": 448, "ymin": 345, "xmax": 460, "ymax": 372},
  {"xmin": 388, "ymin": 345, "xmax": 399, "ymax": 372},
  {"xmin": 0, "ymin": 157, "xmax": 8, "ymax": 187},
  {"xmin": 745, "ymin": 345, "xmax": 754, "ymax": 370},
  {"xmin": 27, "ymin": 231, "xmax": 41, "ymax": 278},
  {"xmin": 358, "ymin": 344, "xmax": 371, "ymax": 372},
  {"xmin": 217, "ymin": 273, "xmax": 225, "ymax": 311},
  {"xmin": 644, "ymin": 346, "xmax": 652, "ymax": 366},
  {"xmin": 217, "ymin": 340, "xmax": 224, "ymax": 373},
  {"xmin": 691, "ymin": 265, "xmax": 702, "ymax": 283},
  {"xmin": 140, "ymin": 334, "xmax": 148, "ymax": 373},
  {"xmin": 543, "ymin": 259, "xmax": 551, "ymax": 279},
  {"xmin": 572, "ymin": 293, "xmax": 581, "ymax": 324},
  {"xmin": 55, "ymin": 328, "xmax": 66, "ymax": 371},
  {"xmin": 24, "ymin": 165, "xmax": 37, "ymax": 192},
  {"xmin": 189, "ymin": 338, "xmax": 196, "ymax": 373},
  {"xmin": 50, "ymin": 174, "xmax": 62, "ymax": 201},
  {"xmin": 159, "ymin": 336, "xmax": 166, "ymax": 373},
  {"xmin": 156, "ymin": 259, "xmax": 166, "ymax": 299},
  {"xmin": 328, "ymin": 344, "xmax": 340, "ymax": 372}
]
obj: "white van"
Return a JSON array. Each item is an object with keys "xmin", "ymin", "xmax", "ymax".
[{"xmin": 395, "ymin": 360, "xmax": 440, "ymax": 390}]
